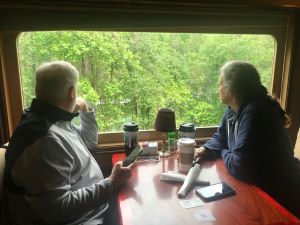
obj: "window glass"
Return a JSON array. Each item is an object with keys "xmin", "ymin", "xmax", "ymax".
[{"xmin": 18, "ymin": 32, "xmax": 275, "ymax": 132}]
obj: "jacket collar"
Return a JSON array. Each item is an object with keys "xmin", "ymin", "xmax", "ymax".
[
  {"xmin": 227, "ymin": 103, "xmax": 247, "ymax": 124},
  {"xmin": 29, "ymin": 98, "xmax": 79, "ymax": 123}
]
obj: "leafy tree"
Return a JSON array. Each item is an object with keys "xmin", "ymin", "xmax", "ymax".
[{"xmin": 18, "ymin": 32, "xmax": 275, "ymax": 132}]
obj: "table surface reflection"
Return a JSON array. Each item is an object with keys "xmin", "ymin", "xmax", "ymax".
[{"xmin": 112, "ymin": 153, "xmax": 300, "ymax": 225}]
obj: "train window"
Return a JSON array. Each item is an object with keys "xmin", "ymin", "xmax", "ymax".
[{"xmin": 18, "ymin": 31, "xmax": 275, "ymax": 133}]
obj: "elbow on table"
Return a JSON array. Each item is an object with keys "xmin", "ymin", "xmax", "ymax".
[{"xmin": 224, "ymin": 160, "xmax": 257, "ymax": 182}]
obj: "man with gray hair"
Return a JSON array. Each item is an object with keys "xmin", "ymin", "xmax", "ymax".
[{"xmin": 4, "ymin": 61, "xmax": 132, "ymax": 225}]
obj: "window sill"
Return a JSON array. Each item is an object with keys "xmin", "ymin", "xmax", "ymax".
[
  {"xmin": 97, "ymin": 127, "xmax": 217, "ymax": 145},
  {"xmin": 93, "ymin": 137, "xmax": 212, "ymax": 154}
]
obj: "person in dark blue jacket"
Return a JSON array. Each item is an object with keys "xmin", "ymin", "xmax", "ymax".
[{"xmin": 195, "ymin": 60, "xmax": 300, "ymax": 217}]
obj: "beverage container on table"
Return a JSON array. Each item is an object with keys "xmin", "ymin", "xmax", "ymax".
[
  {"xmin": 168, "ymin": 131, "xmax": 176, "ymax": 153},
  {"xmin": 178, "ymin": 138, "xmax": 195, "ymax": 172},
  {"xmin": 124, "ymin": 122, "xmax": 139, "ymax": 156},
  {"xmin": 178, "ymin": 123, "xmax": 195, "ymax": 139}
]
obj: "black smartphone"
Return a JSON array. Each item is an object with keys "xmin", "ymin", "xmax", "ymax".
[
  {"xmin": 123, "ymin": 144, "xmax": 143, "ymax": 166},
  {"xmin": 195, "ymin": 182, "xmax": 236, "ymax": 202}
]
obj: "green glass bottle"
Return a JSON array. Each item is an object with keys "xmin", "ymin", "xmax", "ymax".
[{"xmin": 168, "ymin": 131, "xmax": 176, "ymax": 152}]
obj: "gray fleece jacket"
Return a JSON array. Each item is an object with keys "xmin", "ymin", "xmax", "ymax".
[{"xmin": 4, "ymin": 99, "xmax": 115, "ymax": 225}]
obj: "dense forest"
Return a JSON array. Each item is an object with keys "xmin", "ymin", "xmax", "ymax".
[{"xmin": 18, "ymin": 32, "xmax": 275, "ymax": 132}]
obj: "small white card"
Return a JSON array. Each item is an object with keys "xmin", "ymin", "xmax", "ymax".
[
  {"xmin": 193, "ymin": 209, "xmax": 216, "ymax": 223},
  {"xmin": 179, "ymin": 199, "xmax": 205, "ymax": 209}
]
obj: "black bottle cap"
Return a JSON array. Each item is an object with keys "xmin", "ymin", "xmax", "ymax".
[
  {"xmin": 123, "ymin": 122, "xmax": 139, "ymax": 131},
  {"xmin": 179, "ymin": 123, "xmax": 195, "ymax": 132}
]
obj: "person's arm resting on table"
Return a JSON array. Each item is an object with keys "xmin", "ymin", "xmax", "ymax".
[
  {"xmin": 195, "ymin": 110, "xmax": 228, "ymax": 160},
  {"xmin": 196, "ymin": 108, "xmax": 260, "ymax": 180}
]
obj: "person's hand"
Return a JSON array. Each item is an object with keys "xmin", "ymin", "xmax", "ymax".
[
  {"xmin": 108, "ymin": 161, "xmax": 134, "ymax": 188},
  {"xmin": 194, "ymin": 146, "xmax": 209, "ymax": 160},
  {"xmin": 73, "ymin": 97, "xmax": 89, "ymax": 112}
]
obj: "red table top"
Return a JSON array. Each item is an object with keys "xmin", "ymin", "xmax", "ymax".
[{"xmin": 113, "ymin": 153, "xmax": 300, "ymax": 225}]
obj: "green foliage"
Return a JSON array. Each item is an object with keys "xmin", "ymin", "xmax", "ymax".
[
  {"xmin": 18, "ymin": 32, "xmax": 275, "ymax": 132},
  {"xmin": 77, "ymin": 78, "xmax": 99, "ymax": 104}
]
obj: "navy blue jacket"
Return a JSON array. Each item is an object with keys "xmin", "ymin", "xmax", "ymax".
[{"xmin": 203, "ymin": 100, "xmax": 300, "ymax": 217}]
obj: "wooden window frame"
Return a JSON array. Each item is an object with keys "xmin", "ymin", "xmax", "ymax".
[{"xmin": 0, "ymin": 7, "xmax": 295, "ymax": 152}]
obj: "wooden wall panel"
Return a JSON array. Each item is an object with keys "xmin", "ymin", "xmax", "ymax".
[
  {"xmin": 0, "ymin": 33, "xmax": 23, "ymax": 135},
  {"xmin": 286, "ymin": 13, "xmax": 300, "ymax": 149},
  {"xmin": 0, "ymin": 0, "xmax": 300, "ymax": 10},
  {"xmin": 0, "ymin": 55, "xmax": 9, "ymax": 145}
]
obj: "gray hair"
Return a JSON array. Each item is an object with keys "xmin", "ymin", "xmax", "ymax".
[
  {"xmin": 35, "ymin": 61, "xmax": 79, "ymax": 102},
  {"xmin": 220, "ymin": 60, "xmax": 267, "ymax": 103}
]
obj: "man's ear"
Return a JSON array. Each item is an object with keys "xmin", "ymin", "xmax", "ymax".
[{"xmin": 69, "ymin": 85, "xmax": 76, "ymax": 101}]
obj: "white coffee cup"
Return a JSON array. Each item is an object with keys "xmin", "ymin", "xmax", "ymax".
[{"xmin": 178, "ymin": 138, "xmax": 195, "ymax": 172}]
